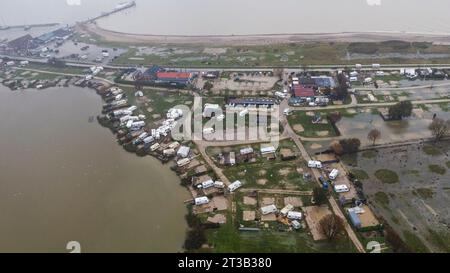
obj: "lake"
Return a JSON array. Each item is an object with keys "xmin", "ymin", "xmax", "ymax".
[{"xmin": 0, "ymin": 85, "xmax": 189, "ymax": 252}]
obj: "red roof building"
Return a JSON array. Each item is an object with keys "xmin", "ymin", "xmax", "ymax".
[
  {"xmin": 293, "ymin": 85, "xmax": 315, "ymax": 97},
  {"xmin": 156, "ymin": 72, "xmax": 192, "ymax": 79}
]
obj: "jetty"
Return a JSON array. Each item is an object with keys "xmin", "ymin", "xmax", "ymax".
[
  {"xmin": 84, "ymin": 1, "xmax": 136, "ymax": 23},
  {"xmin": 0, "ymin": 23, "xmax": 59, "ymax": 31}
]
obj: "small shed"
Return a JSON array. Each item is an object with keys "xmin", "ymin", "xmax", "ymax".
[{"xmin": 177, "ymin": 146, "xmax": 190, "ymax": 158}]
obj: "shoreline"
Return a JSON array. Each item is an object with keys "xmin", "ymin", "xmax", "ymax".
[{"xmin": 81, "ymin": 22, "xmax": 450, "ymax": 46}]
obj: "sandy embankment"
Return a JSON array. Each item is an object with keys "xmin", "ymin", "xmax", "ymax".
[{"xmin": 79, "ymin": 22, "xmax": 450, "ymax": 46}]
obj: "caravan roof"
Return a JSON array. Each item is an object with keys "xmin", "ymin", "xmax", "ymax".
[{"xmin": 261, "ymin": 204, "xmax": 277, "ymax": 215}]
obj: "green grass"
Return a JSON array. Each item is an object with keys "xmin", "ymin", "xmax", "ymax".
[
  {"xmin": 415, "ymin": 188, "xmax": 434, "ymax": 199},
  {"xmin": 446, "ymin": 161, "xmax": 450, "ymax": 169},
  {"xmin": 206, "ymin": 215, "xmax": 356, "ymax": 253},
  {"xmin": 73, "ymin": 28, "xmax": 450, "ymax": 67},
  {"xmin": 374, "ymin": 192, "xmax": 390, "ymax": 207},
  {"xmin": 287, "ymin": 111, "xmax": 337, "ymax": 138},
  {"xmin": 375, "ymin": 169, "xmax": 399, "ymax": 184},
  {"xmin": 428, "ymin": 164, "xmax": 447, "ymax": 175},
  {"xmin": 402, "ymin": 230, "xmax": 429, "ymax": 253},
  {"xmin": 351, "ymin": 169, "xmax": 369, "ymax": 180},
  {"xmin": 361, "ymin": 150, "xmax": 377, "ymax": 159},
  {"xmin": 423, "ymin": 145, "xmax": 442, "ymax": 156},
  {"xmin": 222, "ymin": 158, "xmax": 310, "ymax": 191},
  {"xmin": 124, "ymin": 89, "xmax": 193, "ymax": 125}
]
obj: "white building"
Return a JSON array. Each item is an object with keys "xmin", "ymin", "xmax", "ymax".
[
  {"xmin": 177, "ymin": 158, "xmax": 191, "ymax": 167},
  {"xmin": 334, "ymin": 184, "xmax": 349, "ymax": 193},
  {"xmin": 287, "ymin": 211, "xmax": 303, "ymax": 220},
  {"xmin": 240, "ymin": 147, "xmax": 254, "ymax": 155},
  {"xmin": 308, "ymin": 160, "xmax": 322, "ymax": 169},
  {"xmin": 203, "ymin": 104, "xmax": 221, "ymax": 118},
  {"xmin": 201, "ymin": 179, "xmax": 215, "ymax": 189},
  {"xmin": 261, "ymin": 204, "xmax": 277, "ymax": 215},
  {"xmin": 260, "ymin": 146, "xmax": 276, "ymax": 155},
  {"xmin": 177, "ymin": 146, "xmax": 190, "ymax": 158},
  {"xmin": 228, "ymin": 180, "xmax": 242, "ymax": 192},
  {"xmin": 194, "ymin": 196, "xmax": 210, "ymax": 206}
]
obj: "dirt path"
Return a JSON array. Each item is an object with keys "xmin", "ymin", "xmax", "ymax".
[
  {"xmin": 240, "ymin": 188, "xmax": 312, "ymax": 196},
  {"xmin": 280, "ymin": 98, "xmax": 366, "ymax": 253}
]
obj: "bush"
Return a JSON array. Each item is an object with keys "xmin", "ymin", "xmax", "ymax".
[
  {"xmin": 184, "ymin": 228, "xmax": 207, "ymax": 251},
  {"xmin": 375, "ymin": 169, "xmax": 399, "ymax": 184}
]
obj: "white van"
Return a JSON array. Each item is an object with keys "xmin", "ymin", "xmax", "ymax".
[
  {"xmin": 334, "ymin": 184, "xmax": 349, "ymax": 193},
  {"xmin": 308, "ymin": 160, "xmax": 322, "ymax": 169},
  {"xmin": 329, "ymin": 169, "xmax": 340, "ymax": 180}
]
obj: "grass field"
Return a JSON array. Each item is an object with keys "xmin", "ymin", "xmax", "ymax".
[{"xmin": 206, "ymin": 215, "xmax": 357, "ymax": 253}]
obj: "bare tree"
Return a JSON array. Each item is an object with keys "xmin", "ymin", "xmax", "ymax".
[
  {"xmin": 428, "ymin": 118, "xmax": 450, "ymax": 142},
  {"xmin": 319, "ymin": 214, "xmax": 345, "ymax": 241},
  {"xmin": 368, "ymin": 129, "xmax": 381, "ymax": 146}
]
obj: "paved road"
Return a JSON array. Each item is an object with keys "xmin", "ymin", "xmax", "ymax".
[
  {"xmin": 356, "ymin": 81, "xmax": 450, "ymax": 91},
  {"xmin": 290, "ymin": 97, "xmax": 450, "ymax": 111},
  {"xmin": 7, "ymin": 54, "xmax": 450, "ymax": 70}
]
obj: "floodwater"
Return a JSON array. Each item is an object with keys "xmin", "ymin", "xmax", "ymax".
[
  {"xmin": 2, "ymin": 0, "xmax": 450, "ymax": 36},
  {"xmin": 337, "ymin": 107, "xmax": 450, "ymax": 146},
  {"xmin": 0, "ymin": 85, "xmax": 189, "ymax": 252}
]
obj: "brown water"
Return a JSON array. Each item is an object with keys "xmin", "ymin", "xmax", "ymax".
[
  {"xmin": 2, "ymin": 0, "xmax": 450, "ymax": 37},
  {"xmin": 0, "ymin": 85, "xmax": 189, "ymax": 253}
]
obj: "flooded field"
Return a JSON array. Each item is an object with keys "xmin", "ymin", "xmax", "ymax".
[
  {"xmin": 337, "ymin": 107, "xmax": 450, "ymax": 146},
  {"xmin": 342, "ymin": 142, "xmax": 450, "ymax": 252},
  {"xmin": 0, "ymin": 85, "xmax": 189, "ymax": 253}
]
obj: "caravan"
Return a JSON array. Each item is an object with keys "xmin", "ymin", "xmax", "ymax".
[
  {"xmin": 329, "ymin": 169, "xmax": 340, "ymax": 180},
  {"xmin": 308, "ymin": 160, "xmax": 322, "ymax": 169}
]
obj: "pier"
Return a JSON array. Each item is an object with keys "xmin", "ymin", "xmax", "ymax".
[
  {"xmin": 0, "ymin": 23, "xmax": 60, "ymax": 31},
  {"xmin": 85, "ymin": 1, "xmax": 136, "ymax": 23}
]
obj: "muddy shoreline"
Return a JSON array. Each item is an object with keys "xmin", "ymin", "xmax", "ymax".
[{"xmin": 81, "ymin": 22, "xmax": 450, "ymax": 46}]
